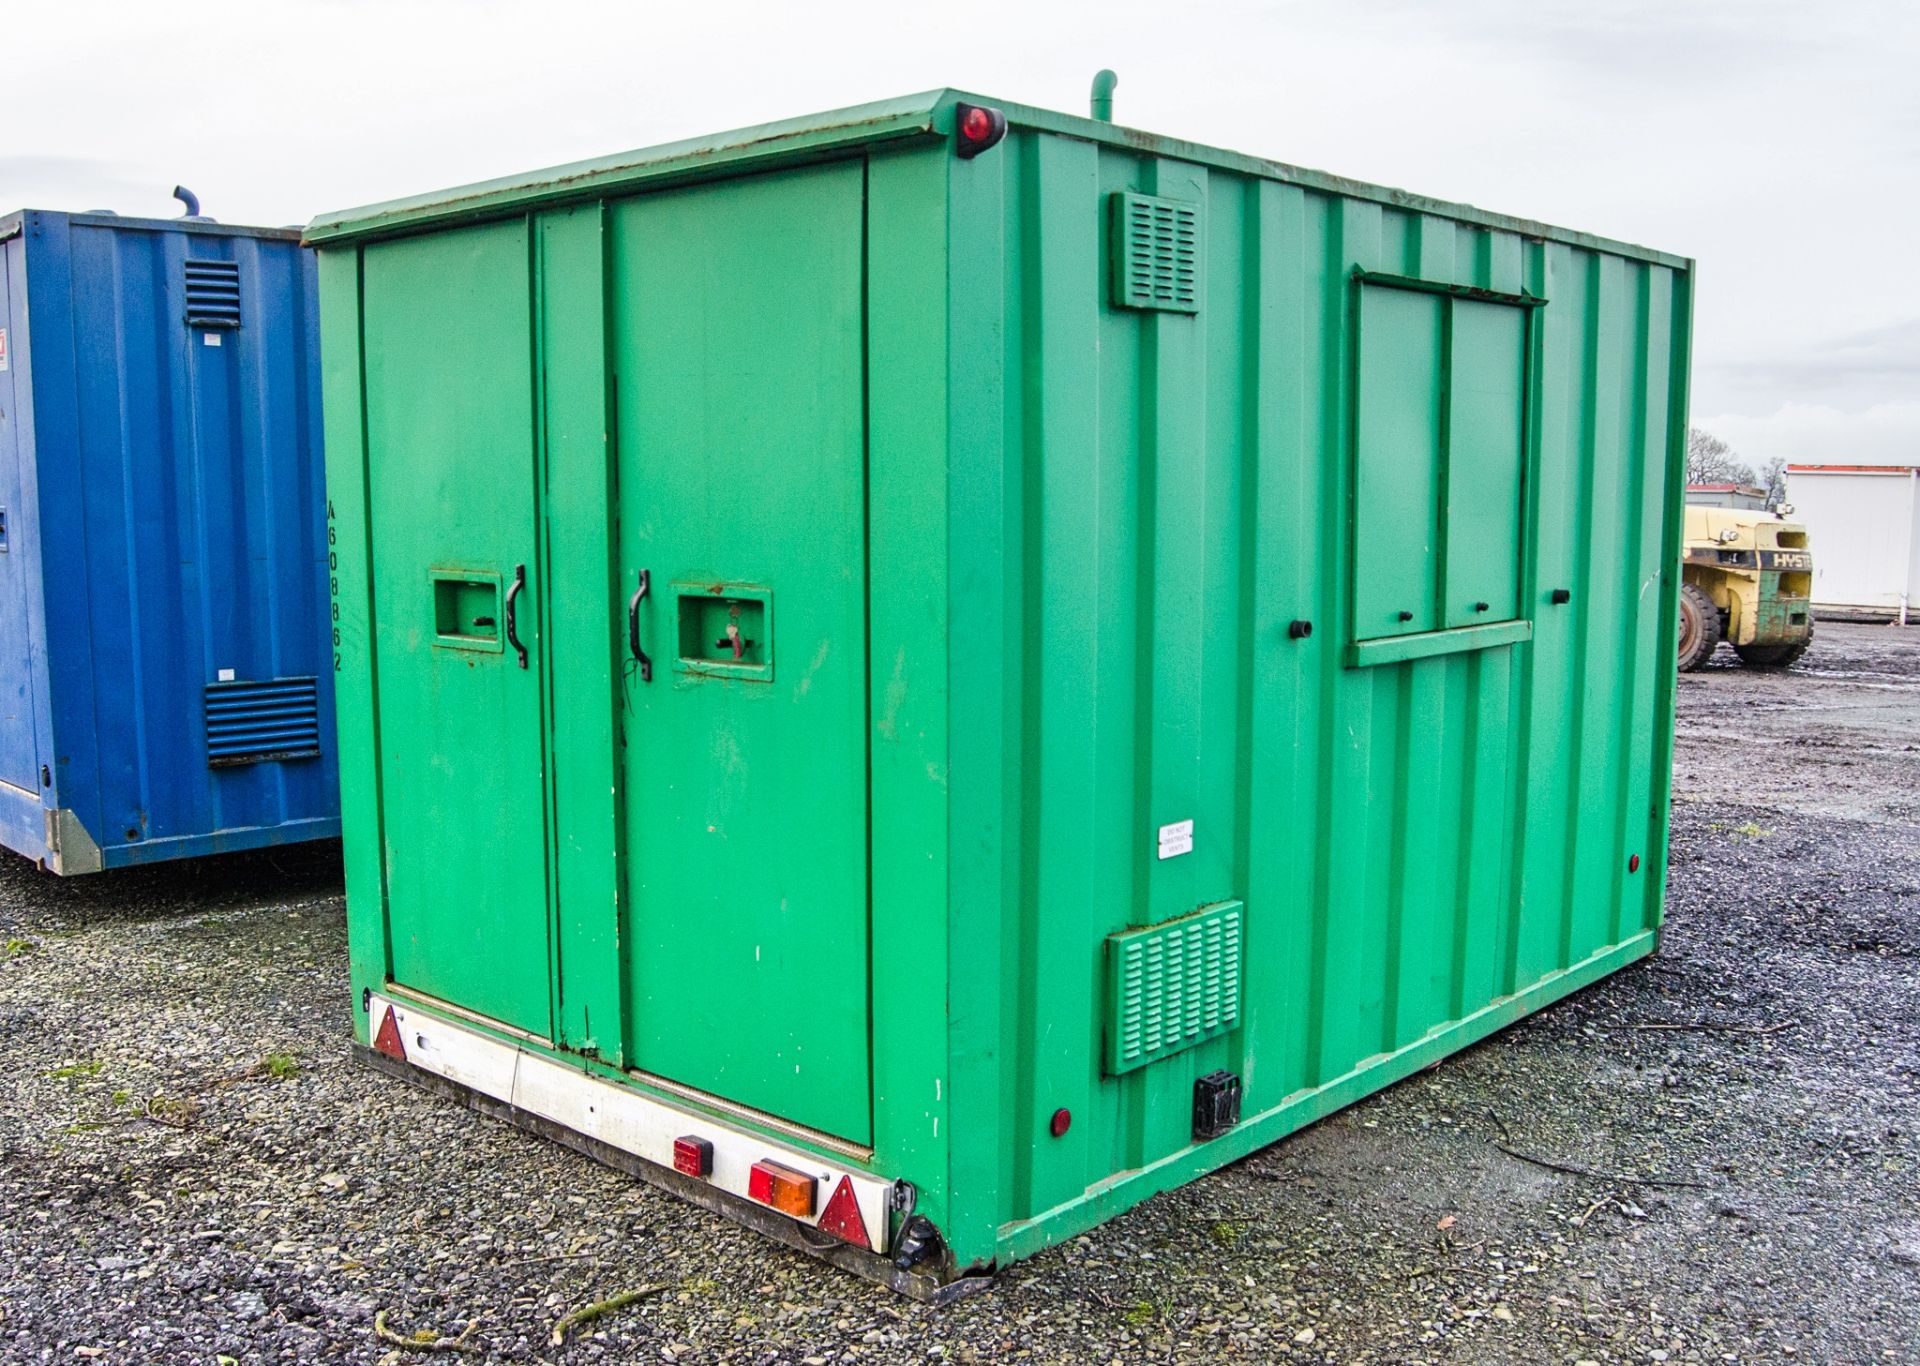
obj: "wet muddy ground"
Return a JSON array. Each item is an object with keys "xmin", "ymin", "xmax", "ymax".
[{"xmin": 1, "ymin": 623, "xmax": 1915, "ymax": 1363}]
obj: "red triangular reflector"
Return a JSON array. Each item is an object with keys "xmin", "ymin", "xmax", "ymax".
[
  {"xmin": 372, "ymin": 1005, "xmax": 406, "ymax": 1061},
  {"xmin": 816, "ymin": 1175, "xmax": 870, "ymax": 1249}
]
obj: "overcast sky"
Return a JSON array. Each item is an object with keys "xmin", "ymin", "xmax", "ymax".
[{"xmin": 8, "ymin": 0, "xmax": 1916, "ymax": 470}]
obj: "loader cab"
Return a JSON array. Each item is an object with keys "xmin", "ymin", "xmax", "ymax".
[{"xmin": 1678, "ymin": 498, "xmax": 1815, "ymax": 671}]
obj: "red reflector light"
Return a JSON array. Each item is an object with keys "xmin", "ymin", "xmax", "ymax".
[
  {"xmin": 1628, "ymin": 854, "xmax": 1641, "ymax": 873},
  {"xmin": 1049, "ymin": 1107, "xmax": 1072, "ymax": 1138},
  {"xmin": 953, "ymin": 102, "xmax": 1007, "ymax": 160},
  {"xmin": 372, "ymin": 1005, "xmax": 406, "ymax": 1061},
  {"xmin": 747, "ymin": 1159, "xmax": 816, "ymax": 1218},
  {"xmin": 816, "ymin": 1175, "xmax": 871, "ymax": 1249},
  {"xmin": 672, "ymin": 1136, "xmax": 713, "ymax": 1179}
]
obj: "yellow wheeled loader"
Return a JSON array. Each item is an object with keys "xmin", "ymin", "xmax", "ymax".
[{"xmin": 1678, "ymin": 504, "xmax": 1815, "ymax": 670}]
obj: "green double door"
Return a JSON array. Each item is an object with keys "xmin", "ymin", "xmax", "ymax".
[{"xmin": 363, "ymin": 162, "xmax": 873, "ymax": 1143}]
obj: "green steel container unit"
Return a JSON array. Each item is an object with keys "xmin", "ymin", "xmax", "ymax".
[{"xmin": 310, "ymin": 88, "xmax": 1692, "ymax": 1298}]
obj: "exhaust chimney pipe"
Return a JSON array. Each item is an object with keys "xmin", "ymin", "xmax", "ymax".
[
  {"xmin": 1090, "ymin": 70, "xmax": 1117, "ymax": 123},
  {"xmin": 173, "ymin": 185, "xmax": 202, "ymax": 219}
]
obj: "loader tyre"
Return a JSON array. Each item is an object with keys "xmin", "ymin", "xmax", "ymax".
[
  {"xmin": 1677, "ymin": 582, "xmax": 1721, "ymax": 671},
  {"xmin": 1734, "ymin": 618, "xmax": 1813, "ymax": 670}
]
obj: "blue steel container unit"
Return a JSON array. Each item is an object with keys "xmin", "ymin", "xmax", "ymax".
[{"xmin": 0, "ymin": 209, "xmax": 337, "ymax": 872}]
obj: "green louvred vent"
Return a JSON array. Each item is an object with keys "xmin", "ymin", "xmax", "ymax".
[
  {"xmin": 1106, "ymin": 900, "xmax": 1243, "ymax": 1074},
  {"xmin": 1111, "ymin": 191, "xmax": 1202, "ymax": 313}
]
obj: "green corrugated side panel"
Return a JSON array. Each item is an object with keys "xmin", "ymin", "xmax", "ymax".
[
  {"xmin": 316, "ymin": 92, "xmax": 1691, "ymax": 1283},
  {"xmin": 1106, "ymin": 902, "xmax": 1244, "ymax": 1074},
  {"xmin": 937, "ymin": 127, "xmax": 1691, "ymax": 1264}
]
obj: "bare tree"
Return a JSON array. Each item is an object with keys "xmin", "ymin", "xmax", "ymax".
[
  {"xmin": 1758, "ymin": 456, "xmax": 1788, "ymax": 505},
  {"xmin": 1686, "ymin": 428, "xmax": 1757, "ymax": 488}
]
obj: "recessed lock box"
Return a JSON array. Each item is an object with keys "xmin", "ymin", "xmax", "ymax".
[
  {"xmin": 673, "ymin": 582, "xmax": 772, "ymax": 681},
  {"xmin": 431, "ymin": 570, "xmax": 503, "ymax": 652},
  {"xmin": 1193, "ymin": 1071, "xmax": 1243, "ymax": 1141}
]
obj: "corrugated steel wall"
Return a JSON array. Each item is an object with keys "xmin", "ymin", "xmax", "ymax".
[
  {"xmin": 956, "ymin": 132, "xmax": 1688, "ymax": 1234},
  {"xmin": 17, "ymin": 214, "xmax": 335, "ymax": 861}
]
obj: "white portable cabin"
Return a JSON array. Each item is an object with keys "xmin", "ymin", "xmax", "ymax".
[{"xmin": 1785, "ymin": 464, "xmax": 1920, "ymax": 623}]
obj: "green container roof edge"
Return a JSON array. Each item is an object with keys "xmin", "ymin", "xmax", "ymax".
[{"xmin": 302, "ymin": 88, "xmax": 1692, "ymax": 271}]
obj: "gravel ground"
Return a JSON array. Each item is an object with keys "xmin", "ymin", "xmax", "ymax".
[{"xmin": 2, "ymin": 622, "xmax": 1916, "ymax": 1364}]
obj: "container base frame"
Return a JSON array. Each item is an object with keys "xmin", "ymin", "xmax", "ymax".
[{"xmin": 355, "ymin": 1044, "xmax": 994, "ymax": 1306}]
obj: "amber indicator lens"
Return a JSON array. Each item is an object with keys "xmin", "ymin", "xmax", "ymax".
[{"xmin": 747, "ymin": 1159, "xmax": 817, "ymax": 1217}]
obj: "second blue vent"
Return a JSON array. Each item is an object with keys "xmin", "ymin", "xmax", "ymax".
[{"xmin": 205, "ymin": 677, "xmax": 321, "ymax": 765}]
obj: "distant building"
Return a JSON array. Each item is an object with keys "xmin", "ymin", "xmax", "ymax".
[
  {"xmin": 1785, "ymin": 464, "xmax": 1919, "ymax": 624},
  {"xmin": 1685, "ymin": 483, "xmax": 1773, "ymax": 511}
]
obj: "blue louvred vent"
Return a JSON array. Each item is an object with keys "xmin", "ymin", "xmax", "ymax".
[
  {"xmin": 204, "ymin": 677, "xmax": 320, "ymax": 766},
  {"xmin": 184, "ymin": 259, "xmax": 242, "ymax": 328}
]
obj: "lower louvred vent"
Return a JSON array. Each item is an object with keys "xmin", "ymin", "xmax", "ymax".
[
  {"xmin": 204, "ymin": 676, "xmax": 321, "ymax": 766},
  {"xmin": 1106, "ymin": 900, "xmax": 1244, "ymax": 1074}
]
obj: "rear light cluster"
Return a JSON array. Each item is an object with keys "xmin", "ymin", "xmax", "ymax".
[
  {"xmin": 748, "ymin": 1159, "xmax": 816, "ymax": 1217},
  {"xmin": 671, "ymin": 1134, "xmax": 871, "ymax": 1250}
]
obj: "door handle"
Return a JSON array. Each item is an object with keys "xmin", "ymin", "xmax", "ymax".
[
  {"xmin": 713, "ymin": 621, "xmax": 750, "ymax": 660},
  {"xmin": 628, "ymin": 569, "xmax": 653, "ymax": 682},
  {"xmin": 503, "ymin": 564, "xmax": 528, "ymax": 669}
]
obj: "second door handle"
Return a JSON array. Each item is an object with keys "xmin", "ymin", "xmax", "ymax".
[
  {"xmin": 628, "ymin": 569, "xmax": 653, "ymax": 682},
  {"xmin": 503, "ymin": 565, "xmax": 528, "ymax": 669}
]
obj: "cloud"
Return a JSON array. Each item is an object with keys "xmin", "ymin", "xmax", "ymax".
[
  {"xmin": 0, "ymin": 155, "xmax": 154, "ymax": 211},
  {"xmin": 1375, "ymin": 0, "xmax": 1839, "ymax": 85},
  {"xmin": 1702, "ymin": 318, "xmax": 1920, "ymax": 413},
  {"xmin": 1695, "ymin": 401, "xmax": 1920, "ymax": 470}
]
